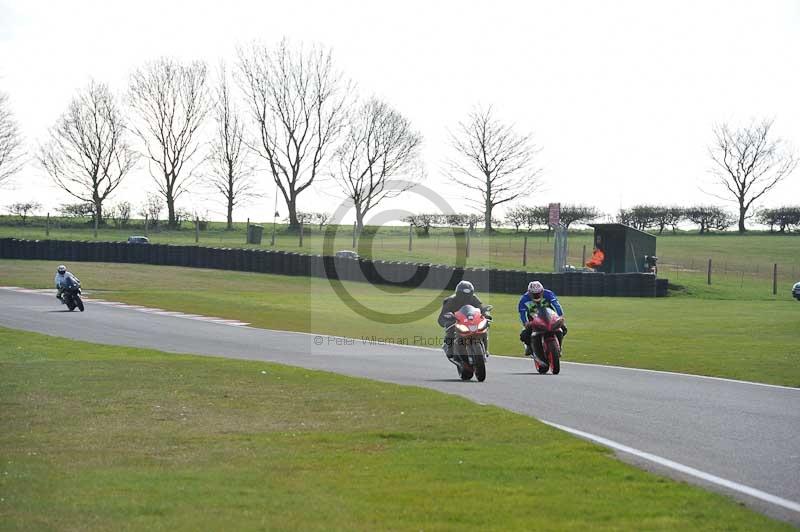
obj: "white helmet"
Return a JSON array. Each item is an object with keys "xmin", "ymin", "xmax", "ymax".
[
  {"xmin": 527, "ymin": 280, "xmax": 544, "ymax": 300},
  {"xmin": 57, "ymin": 264, "xmax": 67, "ymax": 274}
]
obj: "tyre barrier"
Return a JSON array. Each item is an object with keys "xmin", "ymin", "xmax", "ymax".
[{"xmin": 0, "ymin": 237, "xmax": 665, "ymax": 297}]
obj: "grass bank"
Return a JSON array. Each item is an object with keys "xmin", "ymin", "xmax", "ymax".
[
  {"xmin": 0, "ymin": 327, "xmax": 791, "ymax": 531},
  {"xmin": 2, "ymin": 260, "xmax": 798, "ymax": 387}
]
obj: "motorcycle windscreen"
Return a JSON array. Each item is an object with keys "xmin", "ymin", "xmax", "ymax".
[{"xmin": 458, "ymin": 305, "xmax": 479, "ymax": 320}]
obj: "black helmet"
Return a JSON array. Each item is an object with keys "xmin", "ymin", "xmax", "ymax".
[{"xmin": 455, "ymin": 280, "xmax": 475, "ymax": 296}]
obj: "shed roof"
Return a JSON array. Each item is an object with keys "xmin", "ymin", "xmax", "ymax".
[{"xmin": 588, "ymin": 223, "xmax": 656, "ymax": 238}]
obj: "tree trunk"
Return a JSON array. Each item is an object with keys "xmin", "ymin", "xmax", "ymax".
[
  {"xmin": 738, "ymin": 205, "xmax": 747, "ymax": 233},
  {"xmin": 484, "ymin": 202, "xmax": 493, "ymax": 232},
  {"xmin": 286, "ymin": 199, "xmax": 299, "ymax": 232},
  {"xmin": 167, "ymin": 197, "xmax": 176, "ymax": 228},
  {"xmin": 226, "ymin": 198, "xmax": 233, "ymax": 230},
  {"xmin": 355, "ymin": 204, "xmax": 365, "ymax": 234},
  {"xmin": 94, "ymin": 199, "xmax": 103, "ymax": 228}
]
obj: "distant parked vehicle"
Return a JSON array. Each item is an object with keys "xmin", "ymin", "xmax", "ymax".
[
  {"xmin": 793, "ymin": 282, "xmax": 800, "ymax": 301},
  {"xmin": 127, "ymin": 236, "xmax": 149, "ymax": 244},
  {"xmin": 335, "ymin": 250, "xmax": 358, "ymax": 259}
]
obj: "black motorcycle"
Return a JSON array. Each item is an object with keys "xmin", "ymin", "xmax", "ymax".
[{"xmin": 60, "ymin": 277, "xmax": 84, "ymax": 312}]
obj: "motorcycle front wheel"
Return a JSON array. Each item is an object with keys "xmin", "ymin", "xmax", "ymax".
[
  {"xmin": 75, "ymin": 295, "xmax": 85, "ymax": 312},
  {"xmin": 469, "ymin": 342, "xmax": 486, "ymax": 382},
  {"xmin": 546, "ymin": 337, "xmax": 561, "ymax": 375}
]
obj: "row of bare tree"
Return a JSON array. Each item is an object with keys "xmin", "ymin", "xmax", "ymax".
[
  {"xmin": 0, "ymin": 39, "xmax": 544, "ymax": 234},
  {"xmin": 0, "ymin": 40, "xmax": 797, "ymax": 234}
]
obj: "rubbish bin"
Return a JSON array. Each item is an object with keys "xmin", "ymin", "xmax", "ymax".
[{"xmin": 247, "ymin": 224, "xmax": 263, "ymax": 245}]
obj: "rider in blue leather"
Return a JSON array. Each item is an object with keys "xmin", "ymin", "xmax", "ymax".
[{"xmin": 518, "ymin": 280, "xmax": 566, "ymax": 358}]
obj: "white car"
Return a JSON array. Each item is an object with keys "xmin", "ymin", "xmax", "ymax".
[{"xmin": 793, "ymin": 282, "xmax": 800, "ymax": 301}]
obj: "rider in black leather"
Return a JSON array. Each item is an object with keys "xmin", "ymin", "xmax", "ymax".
[{"xmin": 438, "ymin": 280, "xmax": 487, "ymax": 359}]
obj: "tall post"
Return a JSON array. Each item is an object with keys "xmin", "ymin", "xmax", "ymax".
[
  {"xmin": 352, "ymin": 221, "xmax": 357, "ymax": 249},
  {"xmin": 270, "ymin": 185, "xmax": 279, "ymax": 246},
  {"xmin": 195, "ymin": 217, "xmax": 200, "ymax": 243},
  {"xmin": 299, "ymin": 220, "xmax": 304, "ymax": 248},
  {"xmin": 45, "ymin": 212, "xmax": 50, "ymax": 237},
  {"xmin": 246, "ymin": 217, "xmax": 250, "ymax": 244},
  {"xmin": 466, "ymin": 230, "xmax": 471, "ymax": 258},
  {"xmin": 523, "ymin": 236, "xmax": 528, "ymax": 267},
  {"xmin": 93, "ymin": 209, "xmax": 98, "ymax": 238},
  {"xmin": 582, "ymin": 245, "xmax": 586, "ymax": 267},
  {"xmin": 408, "ymin": 224, "xmax": 412, "ymax": 252},
  {"xmin": 773, "ymin": 263, "xmax": 778, "ymax": 295},
  {"xmin": 707, "ymin": 258, "xmax": 712, "ymax": 285}
]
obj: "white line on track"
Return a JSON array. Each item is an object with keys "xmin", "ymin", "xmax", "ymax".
[{"xmin": 541, "ymin": 420, "xmax": 800, "ymax": 514}]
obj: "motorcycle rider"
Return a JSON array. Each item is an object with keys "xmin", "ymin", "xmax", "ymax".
[
  {"xmin": 438, "ymin": 280, "xmax": 489, "ymax": 360},
  {"xmin": 518, "ymin": 281, "xmax": 567, "ymax": 359},
  {"xmin": 54, "ymin": 264, "xmax": 80, "ymax": 303}
]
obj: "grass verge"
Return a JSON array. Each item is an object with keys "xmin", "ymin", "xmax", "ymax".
[{"xmin": 0, "ymin": 327, "xmax": 792, "ymax": 531}]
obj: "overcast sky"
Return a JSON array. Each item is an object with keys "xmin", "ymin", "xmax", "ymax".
[{"xmin": 1, "ymin": 0, "xmax": 799, "ymax": 225}]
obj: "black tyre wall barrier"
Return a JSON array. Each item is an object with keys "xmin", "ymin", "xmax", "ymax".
[{"xmin": 0, "ymin": 238, "xmax": 665, "ymax": 297}]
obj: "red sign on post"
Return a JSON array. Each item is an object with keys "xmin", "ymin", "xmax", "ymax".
[{"xmin": 548, "ymin": 203, "xmax": 561, "ymax": 227}]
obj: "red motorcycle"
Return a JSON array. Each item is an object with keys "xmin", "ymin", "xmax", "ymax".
[
  {"xmin": 527, "ymin": 303, "xmax": 564, "ymax": 375},
  {"xmin": 446, "ymin": 304, "xmax": 492, "ymax": 382}
]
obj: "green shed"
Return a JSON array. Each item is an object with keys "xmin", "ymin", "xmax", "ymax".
[{"xmin": 587, "ymin": 223, "xmax": 656, "ymax": 273}]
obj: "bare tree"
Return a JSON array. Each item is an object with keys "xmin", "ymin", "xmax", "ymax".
[
  {"xmin": 333, "ymin": 98, "xmax": 422, "ymax": 232},
  {"xmin": 559, "ymin": 205, "xmax": 601, "ymax": 228},
  {"xmin": 237, "ymin": 39, "xmax": 349, "ymax": 231},
  {"xmin": 708, "ymin": 119, "xmax": 798, "ymax": 233},
  {"xmin": 139, "ymin": 192, "xmax": 164, "ymax": 227},
  {"xmin": 447, "ymin": 106, "xmax": 541, "ymax": 232},
  {"xmin": 207, "ymin": 63, "xmax": 257, "ymax": 230},
  {"xmin": 109, "ymin": 200, "xmax": 132, "ymax": 228},
  {"xmin": 39, "ymin": 81, "xmax": 137, "ymax": 225},
  {"xmin": 129, "ymin": 57, "xmax": 210, "ymax": 228},
  {"xmin": 685, "ymin": 205, "xmax": 733, "ymax": 234},
  {"xmin": 313, "ymin": 211, "xmax": 330, "ymax": 230},
  {"xmin": 504, "ymin": 205, "xmax": 527, "ymax": 232},
  {"xmin": 7, "ymin": 201, "xmax": 41, "ymax": 224},
  {"xmin": 0, "ymin": 91, "xmax": 25, "ymax": 187},
  {"xmin": 404, "ymin": 213, "xmax": 442, "ymax": 236}
]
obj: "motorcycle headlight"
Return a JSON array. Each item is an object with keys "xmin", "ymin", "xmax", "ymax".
[
  {"xmin": 478, "ymin": 318, "xmax": 488, "ymax": 330},
  {"xmin": 468, "ymin": 324, "xmax": 478, "ymax": 332},
  {"xmin": 455, "ymin": 324, "xmax": 470, "ymax": 333}
]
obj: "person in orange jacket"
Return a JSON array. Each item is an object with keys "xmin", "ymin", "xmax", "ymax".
[{"xmin": 586, "ymin": 247, "xmax": 605, "ymax": 269}]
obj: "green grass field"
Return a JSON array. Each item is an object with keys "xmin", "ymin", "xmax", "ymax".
[
  {"xmin": 0, "ymin": 327, "xmax": 791, "ymax": 531},
  {"xmin": 2, "ymin": 260, "xmax": 798, "ymax": 387},
  {"xmin": 2, "ymin": 221, "xmax": 798, "ymax": 299}
]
